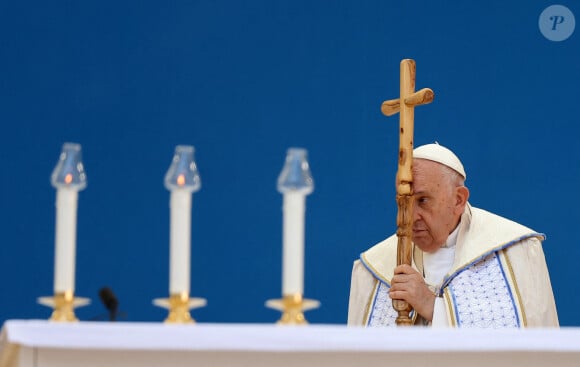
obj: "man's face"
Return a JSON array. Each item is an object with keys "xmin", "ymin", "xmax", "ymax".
[{"xmin": 411, "ymin": 159, "xmax": 463, "ymax": 253}]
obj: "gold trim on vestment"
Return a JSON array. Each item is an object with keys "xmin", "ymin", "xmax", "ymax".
[
  {"xmin": 499, "ymin": 250, "xmax": 528, "ymax": 327},
  {"xmin": 363, "ymin": 278, "xmax": 379, "ymax": 325},
  {"xmin": 443, "ymin": 288, "xmax": 457, "ymax": 327}
]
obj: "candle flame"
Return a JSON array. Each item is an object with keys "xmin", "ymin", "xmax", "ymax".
[
  {"xmin": 64, "ymin": 173, "xmax": 73, "ymax": 184},
  {"xmin": 177, "ymin": 174, "xmax": 185, "ymax": 186}
]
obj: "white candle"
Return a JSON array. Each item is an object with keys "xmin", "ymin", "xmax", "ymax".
[
  {"xmin": 282, "ymin": 191, "xmax": 306, "ymax": 296},
  {"xmin": 53, "ymin": 187, "xmax": 79, "ymax": 293},
  {"xmin": 169, "ymin": 188, "xmax": 192, "ymax": 295}
]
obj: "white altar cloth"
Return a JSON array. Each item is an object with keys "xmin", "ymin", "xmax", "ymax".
[{"xmin": 1, "ymin": 320, "xmax": 580, "ymax": 367}]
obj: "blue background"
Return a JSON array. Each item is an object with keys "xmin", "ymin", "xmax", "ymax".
[{"xmin": 1, "ymin": 1, "xmax": 578, "ymax": 325}]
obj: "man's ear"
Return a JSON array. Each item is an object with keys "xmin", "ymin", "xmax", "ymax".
[{"xmin": 455, "ymin": 186, "xmax": 470, "ymax": 210}]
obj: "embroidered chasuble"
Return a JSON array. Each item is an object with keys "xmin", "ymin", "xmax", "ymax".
[{"xmin": 347, "ymin": 203, "xmax": 559, "ymax": 328}]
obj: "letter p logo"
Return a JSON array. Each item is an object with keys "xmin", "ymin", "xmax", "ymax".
[{"xmin": 539, "ymin": 5, "xmax": 575, "ymax": 41}]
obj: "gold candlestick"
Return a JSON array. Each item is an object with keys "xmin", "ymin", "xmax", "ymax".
[
  {"xmin": 37, "ymin": 290, "xmax": 90, "ymax": 322},
  {"xmin": 266, "ymin": 293, "xmax": 320, "ymax": 325},
  {"xmin": 153, "ymin": 292, "xmax": 206, "ymax": 324}
]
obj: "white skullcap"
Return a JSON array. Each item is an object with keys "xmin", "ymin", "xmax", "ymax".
[{"xmin": 413, "ymin": 143, "xmax": 466, "ymax": 179}]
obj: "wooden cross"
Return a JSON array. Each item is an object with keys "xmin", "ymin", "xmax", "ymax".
[{"xmin": 381, "ymin": 59, "xmax": 434, "ymax": 326}]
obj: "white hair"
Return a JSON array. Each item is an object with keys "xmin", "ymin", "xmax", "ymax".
[{"xmin": 440, "ymin": 164, "xmax": 465, "ymax": 189}]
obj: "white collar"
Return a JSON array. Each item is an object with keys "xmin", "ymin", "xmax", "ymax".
[{"xmin": 441, "ymin": 223, "xmax": 460, "ymax": 248}]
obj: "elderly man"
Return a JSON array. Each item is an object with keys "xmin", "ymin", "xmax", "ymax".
[{"xmin": 348, "ymin": 143, "xmax": 558, "ymax": 327}]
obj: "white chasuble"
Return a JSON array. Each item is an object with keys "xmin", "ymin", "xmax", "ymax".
[{"xmin": 347, "ymin": 204, "xmax": 559, "ymax": 328}]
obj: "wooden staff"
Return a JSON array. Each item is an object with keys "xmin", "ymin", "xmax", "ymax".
[{"xmin": 381, "ymin": 59, "xmax": 434, "ymax": 326}]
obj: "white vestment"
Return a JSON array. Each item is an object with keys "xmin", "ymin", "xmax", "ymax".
[{"xmin": 347, "ymin": 204, "xmax": 559, "ymax": 327}]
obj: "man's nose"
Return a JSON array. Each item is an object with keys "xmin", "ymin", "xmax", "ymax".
[{"xmin": 412, "ymin": 202, "xmax": 421, "ymax": 221}]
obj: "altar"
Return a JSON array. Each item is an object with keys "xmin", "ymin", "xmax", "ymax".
[{"xmin": 1, "ymin": 320, "xmax": 579, "ymax": 367}]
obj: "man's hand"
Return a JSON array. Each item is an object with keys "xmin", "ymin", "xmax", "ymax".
[{"xmin": 389, "ymin": 264, "xmax": 435, "ymax": 321}]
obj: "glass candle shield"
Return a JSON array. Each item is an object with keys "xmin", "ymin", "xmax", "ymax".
[
  {"xmin": 51, "ymin": 143, "xmax": 87, "ymax": 191},
  {"xmin": 164, "ymin": 145, "xmax": 201, "ymax": 192},
  {"xmin": 277, "ymin": 148, "xmax": 314, "ymax": 195}
]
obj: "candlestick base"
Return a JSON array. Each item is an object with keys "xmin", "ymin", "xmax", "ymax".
[
  {"xmin": 153, "ymin": 293, "xmax": 206, "ymax": 324},
  {"xmin": 37, "ymin": 291, "xmax": 91, "ymax": 322},
  {"xmin": 265, "ymin": 293, "xmax": 320, "ymax": 325}
]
